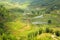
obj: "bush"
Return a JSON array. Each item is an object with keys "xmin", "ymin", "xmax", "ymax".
[
  {"xmin": 39, "ymin": 29, "xmax": 42, "ymax": 35},
  {"xmin": 34, "ymin": 31, "xmax": 38, "ymax": 37},
  {"xmin": 0, "ymin": 28, "xmax": 4, "ymax": 35},
  {"xmin": 48, "ymin": 20, "xmax": 52, "ymax": 24},
  {"xmin": 46, "ymin": 28, "xmax": 50, "ymax": 33},
  {"xmin": 45, "ymin": 27, "xmax": 54, "ymax": 34},
  {"xmin": 55, "ymin": 31, "xmax": 60, "ymax": 36}
]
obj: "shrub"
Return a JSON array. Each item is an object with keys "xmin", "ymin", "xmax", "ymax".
[
  {"xmin": 39, "ymin": 29, "xmax": 42, "ymax": 35},
  {"xmin": 45, "ymin": 27, "xmax": 55, "ymax": 34},
  {"xmin": 34, "ymin": 31, "xmax": 38, "ymax": 37},
  {"xmin": 46, "ymin": 27, "xmax": 50, "ymax": 33},
  {"xmin": 48, "ymin": 20, "xmax": 52, "ymax": 24},
  {"xmin": 55, "ymin": 31, "xmax": 60, "ymax": 36}
]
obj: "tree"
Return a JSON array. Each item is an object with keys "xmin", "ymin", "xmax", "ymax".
[{"xmin": 0, "ymin": 4, "xmax": 9, "ymax": 35}]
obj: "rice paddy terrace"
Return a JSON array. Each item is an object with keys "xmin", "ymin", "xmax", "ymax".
[{"xmin": 0, "ymin": 1, "xmax": 60, "ymax": 40}]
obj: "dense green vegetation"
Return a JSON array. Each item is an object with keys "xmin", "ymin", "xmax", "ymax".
[{"xmin": 0, "ymin": 1, "xmax": 60, "ymax": 40}]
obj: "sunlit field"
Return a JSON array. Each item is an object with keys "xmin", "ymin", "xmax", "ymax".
[{"xmin": 0, "ymin": 0, "xmax": 60, "ymax": 40}]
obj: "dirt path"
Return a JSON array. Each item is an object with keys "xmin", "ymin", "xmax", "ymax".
[{"xmin": 51, "ymin": 35, "xmax": 59, "ymax": 40}]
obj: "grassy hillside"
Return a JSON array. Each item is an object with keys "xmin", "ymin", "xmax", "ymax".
[{"xmin": 0, "ymin": 1, "xmax": 60, "ymax": 40}]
